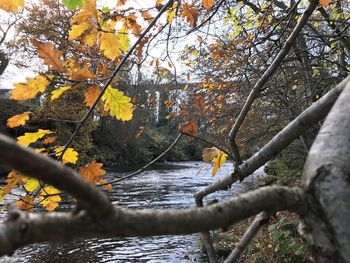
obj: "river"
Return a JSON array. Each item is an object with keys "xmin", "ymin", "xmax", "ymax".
[{"xmin": 0, "ymin": 161, "xmax": 265, "ymax": 263}]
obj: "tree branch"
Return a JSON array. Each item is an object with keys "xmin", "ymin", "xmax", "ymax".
[
  {"xmin": 0, "ymin": 186, "xmax": 304, "ymax": 257},
  {"xmin": 227, "ymin": 0, "xmax": 319, "ymax": 165},
  {"xmin": 0, "ymin": 134, "xmax": 112, "ymax": 218},
  {"xmin": 223, "ymin": 211, "xmax": 269, "ymax": 263},
  {"xmin": 195, "ymin": 76, "xmax": 350, "ymax": 201}
]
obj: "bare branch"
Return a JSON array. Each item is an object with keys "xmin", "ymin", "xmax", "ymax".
[
  {"xmin": 196, "ymin": 76, "xmax": 350, "ymax": 201},
  {"xmin": 223, "ymin": 211, "xmax": 269, "ymax": 263},
  {"xmin": 0, "ymin": 186, "xmax": 304, "ymax": 257},
  {"xmin": 228, "ymin": 0, "xmax": 319, "ymax": 165}
]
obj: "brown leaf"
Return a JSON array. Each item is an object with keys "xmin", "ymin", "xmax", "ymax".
[
  {"xmin": 179, "ymin": 119, "xmax": 198, "ymax": 141},
  {"xmin": 181, "ymin": 4, "xmax": 199, "ymax": 27},
  {"xmin": 31, "ymin": 39, "xmax": 64, "ymax": 71},
  {"xmin": 43, "ymin": 136, "xmax": 57, "ymax": 145},
  {"xmin": 84, "ymin": 86, "xmax": 100, "ymax": 107},
  {"xmin": 202, "ymin": 147, "xmax": 220, "ymax": 163},
  {"xmin": 16, "ymin": 195, "xmax": 35, "ymax": 211},
  {"xmin": 319, "ymin": 0, "xmax": 329, "ymax": 7}
]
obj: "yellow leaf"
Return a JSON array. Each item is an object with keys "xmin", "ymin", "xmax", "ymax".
[
  {"xmin": 55, "ymin": 147, "xmax": 79, "ymax": 164},
  {"xmin": 212, "ymin": 151, "xmax": 227, "ymax": 176},
  {"xmin": 51, "ymin": 86, "xmax": 71, "ymax": 101},
  {"xmin": 68, "ymin": 21, "xmax": 91, "ymax": 41},
  {"xmin": 99, "ymin": 31, "xmax": 130, "ymax": 60},
  {"xmin": 0, "ymin": 0, "xmax": 24, "ymax": 13},
  {"xmin": 31, "ymin": 39, "xmax": 64, "ymax": 71},
  {"xmin": 202, "ymin": 0, "xmax": 214, "ymax": 10},
  {"xmin": 202, "ymin": 147, "xmax": 220, "ymax": 163},
  {"xmin": 16, "ymin": 195, "xmax": 35, "ymax": 211},
  {"xmin": 24, "ymin": 178, "xmax": 40, "ymax": 192},
  {"xmin": 167, "ymin": 3, "xmax": 177, "ymax": 24},
  {"xmin": 39, "ymin": 185, "xmax": 61, "ymax": 211},
  {"xmin": 102, "ymin": 85, "xmax": 133, "ymax": 121},
  {"xmin": 6, "ymin": 111, "xmax": 31, "ymax": 128},
  {"xmin": 82, "ymin": 28, "xmax": 99, "ymax": 46},
  {"xmin": 84, "ymin": 85, "xmax": 100, "ymax": 107},
  {"xmin": 10, "ymin": 75, "xmax": 51, "ymax": 100},
  {"xmin": 79, "ymin": 161, "xmax": 111, "ymax": 189},
  {"xmin": 17, "ymin": 129, "xmax": 53, "ymax": 147}
]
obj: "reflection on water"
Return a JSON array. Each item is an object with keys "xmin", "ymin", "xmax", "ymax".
[{"xmin": 0, "ymin": 162, "xmax": 265, "ymax": 263}]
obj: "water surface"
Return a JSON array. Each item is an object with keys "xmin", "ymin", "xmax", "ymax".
[{"xmin": 0, "ymin": 162, "xmax": 265, "ymax": 262}]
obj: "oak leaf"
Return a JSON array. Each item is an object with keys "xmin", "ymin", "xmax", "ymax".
[
  {"xmin": 43, "ymin": 136, "xmax": 57, "ymax": 144},
  {"xmin": 31, "ymin": 39, "xmax": 64, "ymax": 71},
  {"xmin": 67, "ymin": 63, "xmax": 96, "ymax": 80},
  {"xmin": 319, "ymin": 0, "xmax": 329, "ymax": 7},
  {"xmin": 99, "ymin": 32, "xmax": 130, "ymax": 60},
  {"xmin": 10, "ymin": 75, "xmax": 51, "ymax": 100},
  {"xmin": 39, "ymin": 186, "xmax": 61, "ymax": 211},
  {"xmin": 179, "ymin": 119, "xmax": 198, "ymax": 140},
  {"xmin": 62, "ymin": 0, "xmax": 84, "ymax": 10},
  {"xmin": 212, "ymin": 151, "xmax": 227, "ymax": 176},
  {"xmin": 79, "ymin": 162, "xmax": 111, "ymax": 190},
  {"xmin": 68, "ymin": 21, "xmax": 91, "ymax": 41},
  {"xmin": 181, "ymin": 4, "xmax": 198, "ymax": 27},
  {"xmin": 167, "ymin": 3, "xmax": 177, "ymax": 24},
  {"xmin": 51, "ymin": 86, "xmax": 71, "ymax": 101},
  {"xmin": 2, "ymin": 171, "xmax": 26, "ymax": 196},
  {"xmin": 202, "ymin": 147, "xmax": 220, "ymax": 163},
  {"xmin": 0, "ymin": 0, "xmax": 24, "ymax": 13},
  {"xmin": 84, "ymin": 85, "xmax": 100, "ymax": 107},
  {"xmin": 6, "ymin": 111, "xmax": 31, "ymax": 128},
  {"xmin": 24, "ymin": 178, "xmax": 40, "ymax": 192},
  {"xmin": 55, "ymin": 147, "xmax": 79, "ymax": 164},
  {"xmin": 17, "ymin": 129, "xmax": 53, "ymax": 147},
  {"xmin": 202, "ymin": 0, "xmax": 214, "ymax": 10},
  {"xmin": 16, "ymin": 195, "xmax": 35, "ymax": 211},
  {"xmin": 102, "ymin": 86, "xmax": 133, "ymax": 121}
]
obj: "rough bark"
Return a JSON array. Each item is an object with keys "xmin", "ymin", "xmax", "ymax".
[
  {"xmin": 300, "ymin": 81, "xmax": 350, "ymax": 262},
  {"xmin": 195, "ymin": 76, "xmax": 350, "ymax": 201}
]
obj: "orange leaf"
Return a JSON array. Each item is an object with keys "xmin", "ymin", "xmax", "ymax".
[
  {"xmin": 10, "ymin": 75, "xmax": 52, "ymax": 100},
  {"xmin": 2, "ymin": 171, "xmax": 26, "ymax": 196},
  {"xmin": 16, "ymin": 195, "xmax": 35, "ymax": 211},
  {"xmin": 43, "ymin": 136, "xmax": 57, "ymax": 144},
  {"xmin": 6, "ymin": 111, "xmax": 31, "ymax": 128},
  {"xmin": 319, "ymin": 0, "xmax": 329, "ymax": 7},
  {"xmin": 135, "ymin": 126, "xmax": 144, "ymax": 140},
  {"xmin": 67, "ymin": 63, "xmax": 96, "ymax": 80},
  {"xmin": 79, "ymin": 162, "xmax": 112, "ymax": 190},
  {"xmin": 181, "ymin": 4, "xmax": 198, "ymax": 27},
  {"xmin": 117, "ymin": 0, "xmax": 127, "ymax": 7},
  {"xmin": 179, "ymin": 119, "xmax": 198, "ymax": 141},
  {"xmin": 31, "ymin": 39, "xmax": 64, "ymax": 71},
  {"xmin": 202, "ymin": 0, "xmax": 214, "ymax": 10},
  {"xmin": 84, "ymin": 86, "xmax": 100, "ymax": 107}
]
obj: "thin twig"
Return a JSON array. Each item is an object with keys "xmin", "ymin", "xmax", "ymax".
[{"xmin": 100, "ymin": 133, "xmax": 183, "ymax": 186}]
